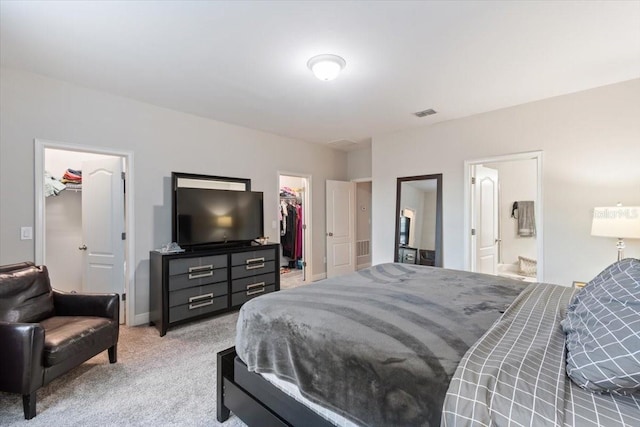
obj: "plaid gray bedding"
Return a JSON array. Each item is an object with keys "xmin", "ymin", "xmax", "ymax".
[
  {"xmin": 236, "ymin": 263, "xmax": 527, "ymax": 427},
  {"xmin": 442, "ymin": 282, "xmax": 640, "ymax": 427}
]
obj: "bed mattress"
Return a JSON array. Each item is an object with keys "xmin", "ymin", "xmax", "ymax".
[{"xmin": 235, "ymin": 263, "xmax": 527, "ymax": 426}]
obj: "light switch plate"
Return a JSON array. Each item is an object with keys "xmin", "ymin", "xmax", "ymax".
[{"xmin": 21, "ymin": 226, "xmax": 33, "ymax": 240}]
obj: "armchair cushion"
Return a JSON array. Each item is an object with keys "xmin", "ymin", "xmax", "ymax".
[
  {"xmin": 0, "ymin": 265, "xmax": 54, "ymax": 323},
  {"xmin": 40, "ymin": 316, "xmax": 118, "ymax": 367}
]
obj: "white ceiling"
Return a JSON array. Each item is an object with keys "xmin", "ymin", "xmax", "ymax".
[{"xmin": 1, "ymin": 1, "xmax": 639, "ymax": 151}]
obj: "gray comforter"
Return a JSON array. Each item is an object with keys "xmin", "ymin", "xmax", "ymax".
[
  {"xmin": 442, "ymin": 282, "xmax": 640, "ymax": 427},
  {"xmin": 235, "ymin": 263, "xmax": 527, "ymax": 427}
]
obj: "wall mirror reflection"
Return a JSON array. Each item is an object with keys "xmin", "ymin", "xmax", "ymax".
[{"xmin": 394, "ymin": 174, "xmax": 443, "ymax": 267}]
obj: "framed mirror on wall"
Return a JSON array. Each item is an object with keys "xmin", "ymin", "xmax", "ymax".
[{"xmin": 394, "ymin": 174, "xmax": 443, "ymax": 267}]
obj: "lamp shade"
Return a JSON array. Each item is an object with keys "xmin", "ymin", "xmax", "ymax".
[{"xmin": 591, "ymin": 206, "xmax": 640, "ymax": 238}]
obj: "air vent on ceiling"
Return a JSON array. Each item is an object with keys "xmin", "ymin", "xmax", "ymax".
[
  {"xmin": 327, "ymin": 139, "xmax": 359, "ymax": 150},
  {"xmin": 414, "ymin": 108, "xmax": 437, "ymax": 118}
]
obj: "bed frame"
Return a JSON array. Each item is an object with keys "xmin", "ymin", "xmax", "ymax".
[{"xmin": 217, "ymin": 346, "xmax": 335, "ymax": 426}]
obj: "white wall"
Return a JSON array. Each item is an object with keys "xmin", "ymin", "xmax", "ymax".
[
  {"xmin": 0, "ymin": 67, "xmax": 347, "ymax": 324},
  {"xmin": 421, "ymin": 189, "xmax": 437, "ymax": 251},
  {"xmin": 400, "ymin": 183, "xmax": 426, "ymax": 249},
  {"xmin": 373, "ymin": 79, "xmax": 640, "ymax": 286},
  {"xmin": 485, "ymin": 159, "xmax": 537, "ymax": 264},
  {"xmin": 347, "ymin": 146, "xmax": 372, "ymax": 180}
]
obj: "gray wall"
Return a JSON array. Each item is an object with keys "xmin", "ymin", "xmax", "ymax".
[
  {"xmin": 0, "ymin": 67, "xmax": 348, "ymax": 324},
  {"xmin": 373, "ymin": 79, "xmax": 640, "ymax": 286}
]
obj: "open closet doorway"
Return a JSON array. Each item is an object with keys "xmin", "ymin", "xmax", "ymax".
[
  {"xmin": 355, "ymin": 179, "xmax": 372, "ymax": 270},
  {"xmin": 35, "ymin": 140, "xmax": 134, "ymax": 325},
  {"xmin": 278, "ymin": 172, "xmax": 311, "ymax": 290},
  {"xmin": 464, "ymin": 151, "xmax": 543, "ymax": 282}
]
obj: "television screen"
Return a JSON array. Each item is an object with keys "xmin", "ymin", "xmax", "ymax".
[
  {"xmin": 399, "ymin": 216, "xmax": 410, "ymax": 246},
  {"xmin": 175, "ymin": 188, "xmax": 264, "ymax": 246}
]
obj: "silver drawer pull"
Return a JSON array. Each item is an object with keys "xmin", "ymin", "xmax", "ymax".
[
  {"xmin": 245, "ymin": 257, "xmax": 265, "ymax": 270},
  {"xmin": 189, "ymin": 300, "xmax": 214, "ymax": 310},
  {"xmin": 189, "ymin": 270, "xmax": 213, "ymax": 280},
  {"xmin": 189, "ymin": 293, "xmax": 213, "ymax": 303},
  {"xmin": 189, "ymin": 264, "xmax": 213, "ymax": 273},
  {"xmin": 246, "ymin": 257, "xmax": 265, "ymax": 265},
  {"xmin": 247, "ymin": 288, "xmax": 265, "ymax": 296},
  {"xmin": 246, "ymin": 282, "xmax": 265, "ymax": 290}
]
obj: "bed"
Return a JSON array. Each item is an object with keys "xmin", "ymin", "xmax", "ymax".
[{"xmin": 217, "ymin": 261, "xmax": 640, "ymax": 426}]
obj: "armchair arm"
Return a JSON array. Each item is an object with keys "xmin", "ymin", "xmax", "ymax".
[
  {"xmin": 0, "ymin": 322, "xmax": 45, "ymax": 394},
  {"xmin": 53, "ymin": 291, "xmax": 119, "ymax": 322}
]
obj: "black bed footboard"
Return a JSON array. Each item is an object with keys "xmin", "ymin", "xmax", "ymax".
[{"xmin": 216, "ymin": 346, "xmax": 334, "ymax": 427}]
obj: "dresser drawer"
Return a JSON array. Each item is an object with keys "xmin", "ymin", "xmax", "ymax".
[
  {"xmin": 231, "ymin": 248, "xmax": 276, "ymax": 267},
  {"xmin": 168, "ymin": 254, "xmax": 227, "ymax": 276},
  {"xmin": 169, "ymin": 282, "xmax": 228, "ymax": 308},
  {"xmin": 231, "ymin": 272, "xmax": 276, "ymax": 294},
  {"xmin": 169, "ymin": 294, "xmax": 227, "ymax": 323},
  {"xmin": 231, "ymin": 284, "xmax": 276, "ymax": 307},
  {"xmin": 168, "ymin": 267, "xmax": 227, "ymax": 291},
  {"xmin": 231, "ymin": 260, "xmax": 275, "ymax": 280}
]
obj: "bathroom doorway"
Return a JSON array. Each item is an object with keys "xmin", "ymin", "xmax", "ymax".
[{"xmin": 464, "ymin": 151, "xmax": 543, "ymax": 282}]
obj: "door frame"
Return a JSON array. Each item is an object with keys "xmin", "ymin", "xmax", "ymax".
[
  {"xmin": 277, "ymin": 171, "xmax": 312, "ymax": 283},
  {"xmin": 463, "ymin": 151, "xmax": 543, "ymax": 281},
  {"xmin": 352, "ymin": 178, "xmax": 373, "ymax": 270},
  {"xmin": 34, "ymin": 139, "xmax": 135, "ymax": 326}
]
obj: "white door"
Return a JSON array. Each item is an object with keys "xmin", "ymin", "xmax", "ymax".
[
  {"xmin": 326, "ymin": 180, "xmax": 356, "ymax": 278},
  {"xmin": 81, "ymin": 158, "xmax": 125, "ymax": 322},
  {"xmin": 473, "ymin": 165, "xmax": 499, "ymax": 275}
]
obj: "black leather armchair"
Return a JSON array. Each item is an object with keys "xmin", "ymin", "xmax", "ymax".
[{"xmin": 0, "ymin": 262, "xmax": 119, "ymax": 419}]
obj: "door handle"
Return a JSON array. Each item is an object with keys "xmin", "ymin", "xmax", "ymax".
[
  {"xmin": 495, "ymin": 239, "xmax": 502, "ymax": 244},
  {"xmin": 78, "ymin": 245, "xmax": 87, "ymax": 251},
  {"xmin": 327, "ymin": 232, "xmax": 333, "ymax": 237}
]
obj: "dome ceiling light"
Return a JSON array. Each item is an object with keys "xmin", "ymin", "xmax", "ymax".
[{"xmin": 307, "ymin": 54, "xmax": 346, "ymax": 81}]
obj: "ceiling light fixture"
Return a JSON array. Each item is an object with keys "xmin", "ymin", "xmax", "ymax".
[{"xmin": 307, "ymin": 54, "xmax": 346, "ymax": 81}]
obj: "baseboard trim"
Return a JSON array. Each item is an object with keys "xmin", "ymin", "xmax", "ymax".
[
  {"xmin": 132, "ymin": 312, "xmax": 150, "ymax": 327},
  {"xmin": 357, "ymin": 263, "xmax": 372, "ymax": 270}
]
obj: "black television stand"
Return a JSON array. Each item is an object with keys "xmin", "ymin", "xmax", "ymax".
[{"xmin": 149, "ymin": 243, "xmax": 280, "ymax": 336}]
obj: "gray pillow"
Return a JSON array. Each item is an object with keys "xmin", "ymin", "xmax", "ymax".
[{"xmin": 561, "ymin": 258, "xmax": 640, "ymax": 394}]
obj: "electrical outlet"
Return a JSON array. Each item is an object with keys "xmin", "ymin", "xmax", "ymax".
[{"xmin": 21, "ymin": 226, "xmax": 33, "ymax": 240}]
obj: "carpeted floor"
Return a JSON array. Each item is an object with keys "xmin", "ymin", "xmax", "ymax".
[
  {"xmin": 280, "ymin": 269, "xmax": 304, "ymax": 290},
  {"xmin": 0, "ymin": 311, "xmax": 247, "ymax": 427}
]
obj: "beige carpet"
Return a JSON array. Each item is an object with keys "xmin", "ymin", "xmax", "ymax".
[
  {"xmin": 280, "ymin": 269, "xmax": 304, "ymax": 290},
  {"xmin": 0, "ymin": 312, "xmax": 247, "ymax": 427}
]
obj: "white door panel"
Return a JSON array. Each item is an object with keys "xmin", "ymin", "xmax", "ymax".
[
  {"xmin": 82, "ymin": 158, "xmax": 125, "ymax": 322},
  {"xmin": 474, "ymin": 165, "xmax": 499, "ymax": 275},
  {"xmin": 326, "ymin": 180, "xmax": 355, "ymax": 278},
  {"xmin": 332, "ymin": 243, "xmax": 353, "ymax": 267}
]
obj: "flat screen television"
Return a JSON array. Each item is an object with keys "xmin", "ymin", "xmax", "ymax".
[
  {"xmin": 399, "ymin": 216, "xmax": 411, "ymax": 246},
  {"xmin": 174, "ymin": 187, "xmax": 264, "ymax": 247}
]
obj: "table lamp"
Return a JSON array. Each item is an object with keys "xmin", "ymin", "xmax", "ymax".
[{"xmin": 591, "ymin": 206, "xmax": 640, "ymax": 261}]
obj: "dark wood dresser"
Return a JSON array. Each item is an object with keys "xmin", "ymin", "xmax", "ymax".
[{"xmin": 150, "ymin": 243, "xmax": 280, "ymax": 336}]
